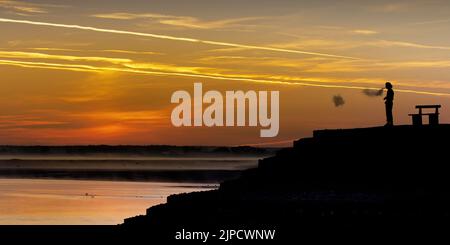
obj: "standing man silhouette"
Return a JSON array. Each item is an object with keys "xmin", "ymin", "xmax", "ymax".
[{"xmin": 384, "ymin": 82, "xmax": 394, "ymax": 126}]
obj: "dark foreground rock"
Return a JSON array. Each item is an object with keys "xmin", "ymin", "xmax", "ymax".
[{"xmin": 122, "ymin": 125, "xmax": 450, "ymax": 241}]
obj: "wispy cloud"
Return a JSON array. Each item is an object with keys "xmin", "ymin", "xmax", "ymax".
[
  {"xmin": 0, "ymin": 51, "xmax": 131, "ymax": 64},
  {"xmin": 0, "ymin": 58, "xmax": 448, "ymax": 97},
  {"xmin": 370, "ymin": 2, "xmax": 411, "ymax": 13},
  {"xmin": 410, "ymin": 18, "xmax": 450, "ymax": 25},
  {"xmin": 369, "ymin": 40, "xmax": 450, "ymax": 51},
  {"xmin": 272, "ymin": 38, "xmax": 450, "ymax": 52},
  {"xmin": 30, "ymin": 47, "xmax": 162, "ymax": 55},
  {"xmin": 376, "ymin": 60, "xmax": 450, "ymax": 69},
  {"xmin": 0, "ymin": 0, "xmax": 65, "ymax": 15},
  {"xmin": 101, "ymin": 49, "xmax": 161, "ymax": 55},
  {"xmin": 0, "ymin": 114, "xmax": 69, "ymax": 130},
  {"xmin": 351, "ymin": 29, "xmax": 378, "ymax": 35},
  {"xmin": 159, "ymin": 16, "xmax": 265, "ymax": 29},
  {"xmin": 92, "ymin": 12, "xmax": 265, "ymax": 29},
  {"xmin": 92, "ymin": 12, "xmax": 174, "ymax": 20},
  {"xmin": 0, "ymin": 18, "xmax": 360, "ymax": 59},
  {"xmin": 270, "ymin": 38, "xmax": 360, "ymax": 51},
  {"xmin": 3, "ymin": 45, "xmax": 450, "ymax": 93},
  {"xmin": 0, "ymin": 0, "xmax": 46, "ymax": 14},
  {"xmin": 0, "ymin": 110, "xmax": 167, "ymax": 143}
]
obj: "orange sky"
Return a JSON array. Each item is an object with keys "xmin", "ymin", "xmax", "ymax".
[{"xmin": 0, "ymin": 0, "xmax": 450, "ymax": 146}]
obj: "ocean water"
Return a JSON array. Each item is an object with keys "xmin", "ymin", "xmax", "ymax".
[
  {"xmin": 0, "ymin": 178, "xmax": 216, "ymax": 225},
  {"xmin": 0, "ymin": 156, "xmax": 260, "ymax": 224}
]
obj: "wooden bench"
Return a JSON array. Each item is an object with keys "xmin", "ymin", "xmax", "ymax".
[{"xmin": 408, "ymin": 105, "xmax": 441, "ymax": 126}]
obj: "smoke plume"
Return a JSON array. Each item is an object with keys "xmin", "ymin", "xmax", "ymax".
[
  {"xmin": 332, "ymin": 95, "xmax": 345, "ymax": 107},
  {"xmin": 362, "ymin": 88, "xmax": 384, "ymax": 97}
]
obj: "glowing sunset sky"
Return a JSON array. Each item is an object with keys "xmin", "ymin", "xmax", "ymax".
[{"xmin": 0, "ymin": 0, "xmax": 450, "ymax": 146}]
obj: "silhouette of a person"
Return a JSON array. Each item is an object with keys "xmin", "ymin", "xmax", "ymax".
[{"xmin": 384, "ymin": 82, "xmax": 394, "ymax": 126}]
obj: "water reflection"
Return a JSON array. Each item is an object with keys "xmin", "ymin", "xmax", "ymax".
[{"xmin": 0, "ymin": 178, "xmax": 216, "ymax": 224}]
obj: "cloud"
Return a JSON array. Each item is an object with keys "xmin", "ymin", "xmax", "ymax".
[
  {"xmin": 370, "ymin": 3, "xmax": 411, "ymax": 13},
  {"xmin": 0, "ymin": 18, "xmax": 360, "ymax": 59},
  {"xmin": 0, "ymin": 0, "xmax": 46, "ymax": 14},
  {"xmin": 4, "ymin": 49, "xmax": 450, "ymax": 95},
  {"xmin": 277, "ymin": 38, "xmax": 450, "ymax": 52},
  {"xmin": 92, "ymin": 12, "xmax": 266, "ymax": 29},
  {"xmin": 92, "ymin": 12, "xmax": 173, "ymax": 20},
  {"xmin": 369, "ymin": 40, "xmax": 450, "ymax": 51},
  {"xmin": 0, "ymin": 0, "xmax": 65, "ymax": 15},
  {"xmin": 197, "ymin": 55, "xmax": 360, "ymax": 71},
  {"xmin": 0, "ymin": 115, "xmax": 68, "ymax": 129},
  {"xmin": 123, "ymin": 62, "xmax": 229, "ymax": 74},
  {"xmin": 0, "ymin": 110, "xmax": 167, "ymax": 144},
  {"xmin": 273, "ymin": 35, "xmax": 450, "ymax": 53},
  {"xmin": 100, "ymin": 49, "xmax": 161, "ymax": 55},
  {"xmin": 410, "ymin": 18, "xmax": 450, "ymax": 25},
  {"xmin": 30, "ymin": 47, "xmax": 161, "ymax": 55},
  {"xmin": 0, "ymin": 50, "xmax": 132, "ymax": 64},
  {"xmin": 376, "ymin": 60, "xmax": 450, "ymax": 69},
  {"xmin": 159, "ymin": 16, "xmax": 265, "ymax": 29},
  {"xmin": 270, "ymin": 38, "xmax": 365, "ymax": 52},
  {"xmin": 0, "ymin": 58, "xmax": 448, "ymax": 97},
  {"xmin": 351, "ymin": 29, "xmax": 378, "ymax": 35}
]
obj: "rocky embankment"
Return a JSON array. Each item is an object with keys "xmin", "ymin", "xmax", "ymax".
[{"xmin": 123, "ymin": 125, "xmax": 450, "ymax": 238}]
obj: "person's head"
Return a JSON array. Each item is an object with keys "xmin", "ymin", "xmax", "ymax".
[{"xmin": 385, "ymin": 82, "xmax": 393, "ymax": 89}]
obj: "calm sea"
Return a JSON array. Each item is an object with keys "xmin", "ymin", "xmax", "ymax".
[{"xmin": 0, "ymin": 157, "xmax": 259, "ymax": 224}]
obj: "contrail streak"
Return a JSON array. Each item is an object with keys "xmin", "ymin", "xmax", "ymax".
[
  {"xmin": 0, "ymin": 59, "xmax": 448, "ymax": 97},
  {"xmin": 0, "ymin": 18, "xmax": 359, "ymax": 60}
]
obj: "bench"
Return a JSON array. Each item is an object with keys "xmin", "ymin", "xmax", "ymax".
[{"xmin": 408, "ymin": 105, "xmax": 441, "ymax": 126}]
